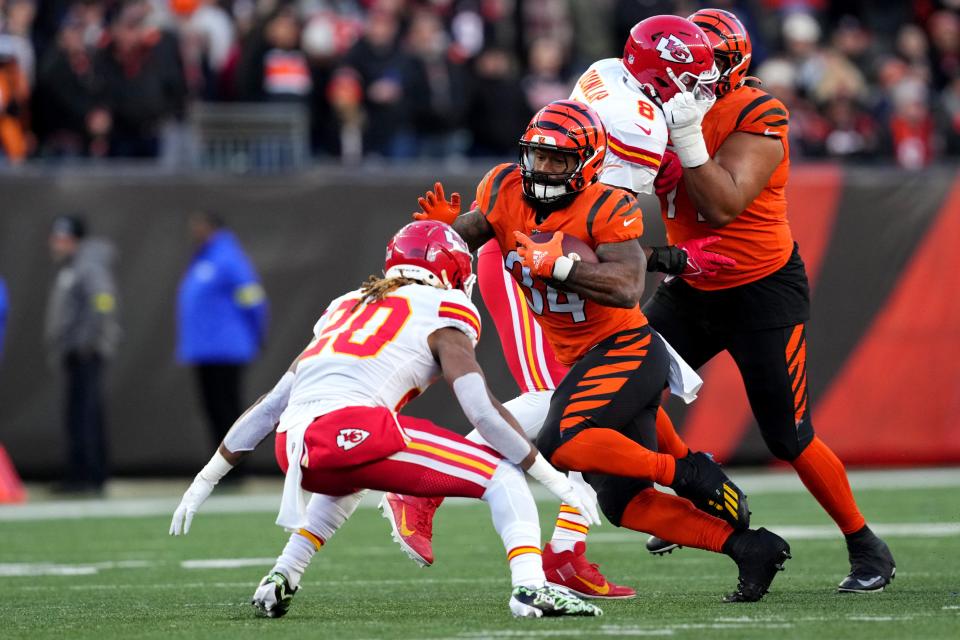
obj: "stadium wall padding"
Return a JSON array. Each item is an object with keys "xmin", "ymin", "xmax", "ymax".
[{"xmin": 0, "ymin": 165, "xmax": 957, "ymax": 477}]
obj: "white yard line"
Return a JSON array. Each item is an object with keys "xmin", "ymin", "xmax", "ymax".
[{"xmin": 2, "ymin": 468, "xmax": 959, "ymax": 522}]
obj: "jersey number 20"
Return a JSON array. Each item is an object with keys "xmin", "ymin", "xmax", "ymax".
[{"xmin": 300, "ymin": 297, "xmax": 412, "ymax": 360}]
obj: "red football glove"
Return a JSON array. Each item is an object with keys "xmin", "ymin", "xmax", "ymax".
[
  {"xmin": 413, "ymin": 182, "xmax": 461, "ymax": 225},
  {"xmin": 514, "ymin": 230, "xmax": 565, "ymax": 279},
  {"xmin": 677, "ymin": 236, "xmax": 737, "ymax": 281},
  {"xmin": 655, "ymin": 149, "xmax": 683, "ymax": 197}
]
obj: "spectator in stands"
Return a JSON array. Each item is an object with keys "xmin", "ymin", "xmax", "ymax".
[
  {"xmin": 172, "ymin": 0, "xmax": 237, "ymax": 100},
  {"xmin": 94, "ymin": 0, "xmax": 187, "ymax": 157},
  {"xmin": 34, "ymin": 7, "xmax": 104, "ymax": 157},
  {"xmin": 236, "ymin": 3, "xmax": 311, "ymax": 103},
  {"xmin": 340, "ymin": 8, "xmax": 410, "ymax": 157},
  {"xmin": 2, "ymin": 0, "xmax": 36, "ymax": 85},
  {"xmin": 928, "ymin": 10, "xmax": 960, "ymax": 90},
  {"xmin": 403, "ymin": 10, "xmax": 468, "ymax": 158},
  {"xmin": 45, "ymin": 214, "xmax": 120, "ymax": 495},
  {"xmin": 521, "ymin": 36, "xmax": 572, "ymax": 113},
  {"xmin": 0, "ymin": 35, "xmax": 28, "ymax": 163},
  {"xmin": 177, "ymin": 211, "xmax": 268, "ymax": 469},
  {"xmin": 889, "ymin": 75, "xmax": 935, "ymax": 169},
  {"xmin": 466, "ymin": 47, "xmax": 530, "ymax": 157}
]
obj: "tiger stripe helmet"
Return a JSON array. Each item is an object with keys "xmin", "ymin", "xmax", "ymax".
[
  {"xmin": 518, "ymin": 99, "xmax": 606, "ymax": 203},
  {"xmin": 689, "ymin": 8, "xmax": 752, "ymax": 98}
]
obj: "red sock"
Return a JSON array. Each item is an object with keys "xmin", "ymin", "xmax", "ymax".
[
  {"xmin": 550, "ymin": 428, "xmax": 676, "ymax": 485},
  {"xmin": 621, "ymin": 488, "xmax": 732, "ymax": 552},
  {"xmin": 655, "ymin": 406, "xmax": 690, "ymax": 458},
  {"xmin": 791, "ymin": 436, "xmax": 866, "ymax": 535}
]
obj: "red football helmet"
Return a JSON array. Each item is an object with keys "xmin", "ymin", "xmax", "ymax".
[
  {"xmin": 622, "ymin": 15, "xmax": 719, "ymax": 105},
  {"xmin": 518, "ymin": 99, "xmax": 606, "ymax": 203},
  {"xmin": 689, "ymin": 8, "xmax": 752, "ymax": 98},
  {"xmin": 384, "ymin": 220, "xmax": 476, "ymax": 296}
]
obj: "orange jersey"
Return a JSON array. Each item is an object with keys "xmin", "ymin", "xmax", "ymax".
[
  {"xmin": 477, "ymin": 163, "xmax": 648, "ymax": 365},
  {"xmin": 662, "ymin": 85, "xmax": 792, "ymax": 290}
]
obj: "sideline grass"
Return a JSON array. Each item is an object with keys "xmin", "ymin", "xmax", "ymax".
[{"xmin": 1, "ymin": 485, "xmax": 958, "ymax": 639}]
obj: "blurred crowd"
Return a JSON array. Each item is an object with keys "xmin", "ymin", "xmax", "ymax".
[{"xmin": 1, "ymin": 0, "xmax": 959, "ymax": 168}]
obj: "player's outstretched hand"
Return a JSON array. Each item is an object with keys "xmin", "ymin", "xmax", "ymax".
[
  {"xmin": 169, "ymin": 474, "xmax": 217, "ymax": 536},
  {"xmin": 514, "ymin": 230, "xmax": 564, "ymax": 279},
  {"xmin": 677, "ymin": 236, "xmax": 737, "ymax": 281},
  {"xmin": 413, "ymin": 181, "xmax": 461, "ymax": 224}
]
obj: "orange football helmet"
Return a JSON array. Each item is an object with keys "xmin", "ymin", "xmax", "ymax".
[
  {"xmin": 518, "ymin": 99, "xmax": 606, "ymax": 203},
  {"xmin": 689, "ymin": 8, "xmax": 752, "ymax": 98}
]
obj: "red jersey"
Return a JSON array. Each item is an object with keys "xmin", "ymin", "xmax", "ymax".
[
  {"xmin": 662, "ymin": 85, "xmax": 793, "ymax": 290},
  {"xmin": 477, "ymin": 163, "xmax": 647, "ymax": 365}
]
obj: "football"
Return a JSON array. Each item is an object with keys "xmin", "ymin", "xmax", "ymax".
[{"xmin": 530, "ymin": 232, "xmax": 598, "ymax": 264}]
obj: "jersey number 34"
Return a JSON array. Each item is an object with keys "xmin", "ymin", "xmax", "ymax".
[{"xmin": 505, "ymin": 252, "xmax": 586, "ymax": 323}]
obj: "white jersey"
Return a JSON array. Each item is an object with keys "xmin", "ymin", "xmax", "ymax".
[
  {"xmin": 571, "ymin": 58, "xmax": 668, "ymax": 195},
  {"xmin": 281, "ymin": 283, "xmax": 481, "ymax": 422}
]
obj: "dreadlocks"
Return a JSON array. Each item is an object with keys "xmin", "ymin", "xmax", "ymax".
[{"xmin": 353, "ymin": 274, "xmax": 421, "ymax": 310}]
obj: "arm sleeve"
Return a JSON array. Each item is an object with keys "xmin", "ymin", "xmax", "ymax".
[
  {"xmin": 452, "ymin": 372, "xmax": 531, "ymax": 464},
  {"xmin": 222, "ymin": 371, "xmax": 295, "ymax": 452}
]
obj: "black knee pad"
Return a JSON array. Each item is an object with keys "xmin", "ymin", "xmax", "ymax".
[
  {"xmin": 761, "ymin": 422, "xmax": 815, "ymax": 462},
  {"xmin": 588, "ymin": 473, "xmax": 652, "ymax": 526}
]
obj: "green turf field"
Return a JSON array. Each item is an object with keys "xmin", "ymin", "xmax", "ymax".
[{"xmin": 1, "ymin": 474, "xmax": 958, "ymax": 639}]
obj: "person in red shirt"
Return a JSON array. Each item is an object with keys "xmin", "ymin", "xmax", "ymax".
[{"xmin": 647, "ymin": 8, "xmax": 895, "ymax": 593}]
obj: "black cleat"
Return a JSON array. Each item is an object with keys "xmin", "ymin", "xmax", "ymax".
[
  {"xmin": 646, "ymin": 535, "xmax": 682, "ymax": 555},
  {"xmin": 722, "ymin": 527, "xmax": 791, "ymax": 602},
  {"xmin": 251, "ymin": 571, "xmax": 299, "ymax": 618},
  {"xmin": 838, "ymin": 526, "xmax": 896, "ymax": 593},
  {"xmin": 671, "ymin": 451, "xmax": 750, "ymax": 530}
]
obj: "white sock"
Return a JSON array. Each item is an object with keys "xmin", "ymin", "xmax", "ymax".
[
  {"xmin": 271, "ymin": 491, "xmax": 365, "ymax": 589},
  {"xmin": 482, "ymin": 461, "xmax": 545, "ymax": 589}
]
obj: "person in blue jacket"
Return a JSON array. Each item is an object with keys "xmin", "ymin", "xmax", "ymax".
[{"xmin": 177, "ymin": 211, "xmax": 268, "ymax": 457}]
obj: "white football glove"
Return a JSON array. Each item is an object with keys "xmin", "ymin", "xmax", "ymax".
[
  {"xmin": 169, "ymin": 451, "xmax": 233, "ymax": 535},
  {"xmin": 526, "ymin": 454, "xmax": 601, "ymax": 526},
  {"xmin": 169, "ymin": 474, "xmax": 216, "ymax": 535},
  {"xmin": 661, "ymin": 80, "xmax": 715, "ymax": 168}
]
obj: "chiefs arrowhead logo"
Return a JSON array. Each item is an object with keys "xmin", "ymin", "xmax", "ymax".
[
  {"xmin": 656, "ymin": 34, "xmax": 692, "ymax": 64},
  {"xmin": 336, "ymin": 428, "xmax": 370, "ymax": 451}
]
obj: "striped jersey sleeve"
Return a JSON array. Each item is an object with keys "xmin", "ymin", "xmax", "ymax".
[
  {"xmin": 585, "ymin": 187, "xmax": 645, "ymax": 244},
  {"xmin": 476, "ymin": 163, "xmax": 519, "ymax": 218},
  {"xmin": 434, "ymin": 289, "xmax": 482, "ymax": 345},
  {"xmin": 732, "ymin": 90, "xmax": 789, "ymax": 139}
]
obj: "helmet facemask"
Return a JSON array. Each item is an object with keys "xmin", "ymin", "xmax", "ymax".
[
  {"xmin": 666, "ymin": 63, "xmax": 720, "ymax": 108},
  {"xmin": 519, "ymin": 141, "xmax": 593, "ymax": 203}
]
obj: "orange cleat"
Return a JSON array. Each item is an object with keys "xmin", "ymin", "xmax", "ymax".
[
  {"xmin": 379, "ymin": 493, "xmax": 443, "ymax": 567},
  {"xmin": 542, "ymin": 541, "xmax": 637, "ymax": 599}
]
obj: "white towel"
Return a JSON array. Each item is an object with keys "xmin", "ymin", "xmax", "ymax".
[
  {"xmin": 659, "ymin": 333, "xmax": 703, "ymax": 404},
  {"xmin": 275, "ymin": 409, "xmax": 314, "ymax": 531}
]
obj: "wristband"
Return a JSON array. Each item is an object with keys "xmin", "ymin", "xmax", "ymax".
[
  {"xmin": 673, "ymin": 132, "xmax": 710, "ymax": 168},
  {"xmin": 552, "ymin": 255, "xmax": 576, "ymax": 281},
  {"xmin": 198, "ymin": 451, "xmax": 233, "ymax": 484},
  {"xmin": 647, "ymin": 246, "xmax": 688, "ymax": 275},
  {"xmin": 526, "ymin": 453, "xmax": 566, "ymax": 490}
]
